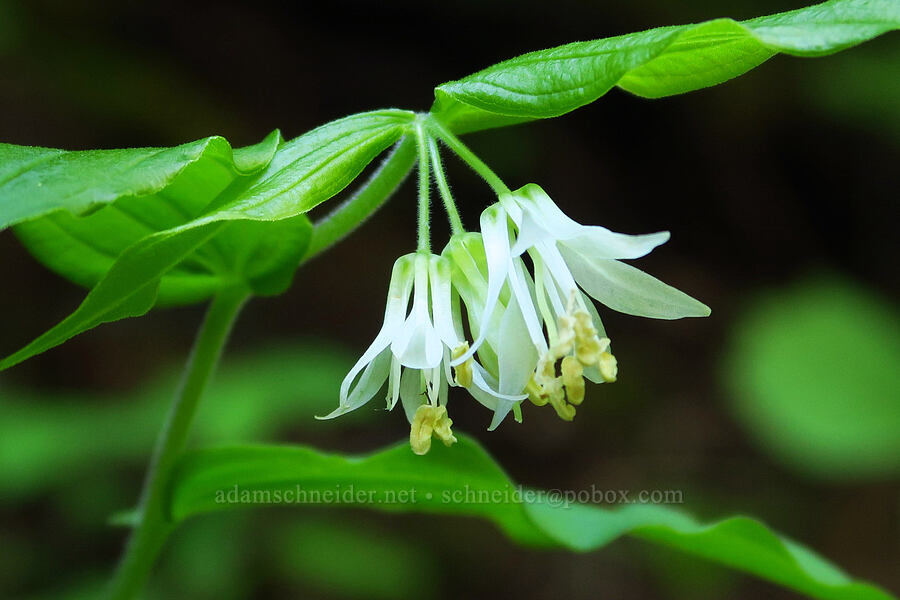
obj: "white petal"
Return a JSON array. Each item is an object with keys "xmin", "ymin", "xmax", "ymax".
[
  {"xmin": 497, "ymin": 291, "xmax": 539, "ymax": 396},
  {"xmin": 506, "ymin": 258, "xmax": 547, "ymax": 351},
  {"xmin": 391, "ymin": 316, "xmax": 443, "ymax": 369},
  {"xmin": 453, "ymin": 205, "xmax": 512, "ymax": 365},
  {"xmin": 534, "ymin": 238, "xmax": 580, "ymax": 298},
  {"xmin": 429, "ymin": 255, "xmax": 460, "ymax": 347},
  {"xmin": 471, "ymin": 363, "xmax": 528, "ymax": 403},
  {"xmin": 391, "ymin": 254, "xmax": 443, "ymax": 368},
  {"xmin": 509, "ymin": 209, "xmax": 549, "ymax": 257},
  {"xmin": 487, "ymin": 400, "xmax": 517, "ymax": 431},
  {"xmin": 562, "ymin": 249, "xmax": 711, "ymax": 319},
  {"xmin": 532, "ymin": 251, "xmax": 565, "ymax": 319},
  {"xmin": 399, "ymin": 367, "xmax": 425, "ymax": 423},
  {"xmin": 560, "ymin": 229, "xmax": 670, "ymax": 260},
  {"xmin": 382, "ymin": 254, "xmax": 417, "ymax": 326},
  {"xmin": 338, "ymin": 255, "xmax": 415, "ymax": 403},
  {"xmin": 321, "ymin": 347, "xmax": 392, "ymax": 419},
  {"xmin": 516, "ymin": 183, "xmax": 670, "ymax": 259},
  {"xmin": 338, "ymin": 327, "xmax": 393, "ymax": 404},
  {"xmin": 514, "ymin": 183, "xmax": 583, "ymax": 239},
  {"xmin": 387, "ymin": 354, "xmax": 402, "ymax": 409}
]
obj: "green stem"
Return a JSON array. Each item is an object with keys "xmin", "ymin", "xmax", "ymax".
[
  {"xmin": 428, "ymin": 136, "xmax": 465, "ymax": 235},
  {"xmin": 415, "ymin": 123, "xmax": 431, "ymax": 252},
  {"xmin": 426, "ymin": 117, "xmax": 510, "ymax": 195},
  {"xmin": 304, "ymin": 136, "xmax": 417, "ymax": 261},
  {"xmin": 105, "ymin": 286, "xmax": 250, "ymax": 600}
]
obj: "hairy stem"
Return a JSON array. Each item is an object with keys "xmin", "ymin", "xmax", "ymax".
[
  {"xmin": 428, "ymin": 136, "xmax": 465, "ymax": 235},
  {"xmin": 105, "ymin": 286, "xmax": 250, "ymax": 600},
  {"xmin": 415, "ymin": 123, "xmax": 432, "ymax": 252},
  {"xmin": 304, "ymin": 136, "xmax": 417, "ymax": 261},
  {"xmin": 426, "ymin": 116, "xmax": 510, "ymax": 195}
]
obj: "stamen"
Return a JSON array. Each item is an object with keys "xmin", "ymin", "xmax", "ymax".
[
  {"xmin": 451, "ymin": 343, "xmax": 473, "ymax": 387},
  {"xmin": 561, "ymin": 356, "xmax": 585, "ymax": 405},
  {"xmin": 598, "ymin": 351, "xmax": 618, "ymax": 382},
  {"xmin": 551, "ymin": 314, "xmax": 575, "ymax": 357},
  {"xmin": 526, "ymin": 375, "xmax": 547, "ymax": 406},
  {"xmin": 546, "ymin": 386, "xmax": 575, "ymax": 421},
  {"xmin": 410, "ymin": 404, "xmax": 457, "ymax": 455},
  {"xmin": 574, "ymin": 311, "xmax": 602, "ymax": 365}
]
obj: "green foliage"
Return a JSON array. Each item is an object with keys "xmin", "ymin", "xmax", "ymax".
[
  {"xmin": 166, "ymin": 436, "xmax": 893, "ymax": 600},
  {"xmin": 432, "ymin": 0, "xmax": 900, "ymax": 133},
  {"xmin": 0, "ymin": 341, "xmax": 357, "ymax": 500},
  {"xmin": 2, "ymin": 2, "xmax": 899, "ymax": 597},
  {"xmin": 0, "ymin": 132, "xmax": 276, "ymax": 230},
  {"xmin": 1, "ymin": 1, "xmax": 896, "ymax": 371},
  {"xmin": 0, "ymin": 110, "xmax": 413, "ymax": 370},
  {"xmin": 724, "ymin": 277, "xmax": 900, "ymax": 480}
]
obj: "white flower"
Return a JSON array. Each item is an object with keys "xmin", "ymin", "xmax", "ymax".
[
  {"xmin": 326, "ymin": 183, "xmax": 711, "ymax": 450},
  {"xmin": 322, "ymin": 250, "xmax": 525, "ymax": 453},
  {"xmin": 442, "ymin": 232, "xmax": 535, "ymax": 429},
  {"xmin": 455, "ymin": 183, "xmax": 710, "ymax": 420}
]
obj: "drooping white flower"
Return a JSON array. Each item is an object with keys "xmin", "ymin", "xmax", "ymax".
[
  {"xmin": 326, "ymin": 182, "xmax": 710, "ymax": 449},
  {"xmin": 322, "ymin": 250, "xmax": 525, "ymax": 453},
  {"xmin": 504, "ymin": 184, "xmax": 711, "ymax": 319},
  {"xmin": 442, "ymin": 232, "xmax": 536, "ymax": 429},
  {"xmin": 454, "ymin": 183, "xmax": 710, "ymax": 420}
]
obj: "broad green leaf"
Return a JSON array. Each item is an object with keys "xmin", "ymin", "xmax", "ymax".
[
  {"xmin": 0, "ymin": 133, "xmax": 274, "ymax": 231},
  {"xmin": 723, "ymin": 277, "xmax": 900, "ymax": 480},
  {"xmin": 0, "ymin": 223, "xmax": 225, "ymax": 371},
  {"xmin": 0, "ymin": 110, "xmax": 413, "ymax": 370},
  {"xmin": 11, "ymin": 130, "xmax": 299, "ymax": 305},
  {"xmin": 188, "ymin": 110, "xmax": 414, "ymax": 221},
  {"xmin": 167, "ymin": 437, "xmax": 893, "ymax": 600},
  {"xmin": 431, "ymin": 0, "xmax": 900, "ymax": 133}
]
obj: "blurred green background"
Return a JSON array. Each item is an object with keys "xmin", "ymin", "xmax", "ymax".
[{"xmin": 0, "ymin": 0, "xmax": 898, "ymax": 598}]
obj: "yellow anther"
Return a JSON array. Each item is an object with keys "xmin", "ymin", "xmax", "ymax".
[
  {"xmin": 575, "ymin": 337, "xmax": 600, "ymax": 366},
  {"xmin": 572, "ymin": 311, "xmax": 601, "ymax": 365},
  {"xmin": 451, "ymin": 343, "xmax": 473, "ymax": 388},
  {"xmin": 410, "ymin": 404, "xmax": 457, "ymax": 455},
  {"xmin": 561, "ymin": 355, "xmax": 585, "ymax": 405},
  {"xmin": 547, "ymin": 392, "xmax": 576, "ymax": 421},
  {"xmin": 551, "ymin": 314, "xmax": 576, "ymax": 356},
  {"xmin": 535, "ymin": 352, "xmax": 557, "ymax": 385},
  {"xmin": 598, "ymin": 351, "xmax": 618, "ymax": 383},
  {"xmin": 432, "ymin": 411, "xmax": 458, "ymax": 448},
  {"xmin": 597, "ymin": 337, "xmax": 611, "ymax": 353},
  {"xmin": 526, "ymin": 376, "xmax": 547, "ymax": 406},
  {"xmin": 574, "ymin": 309, "xmax": 597, "ymax": 338}
]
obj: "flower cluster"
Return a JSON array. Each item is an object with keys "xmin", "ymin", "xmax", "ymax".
[{"xmin": 323, "ymin": 183, "xmax": 709, "ymax": 454}]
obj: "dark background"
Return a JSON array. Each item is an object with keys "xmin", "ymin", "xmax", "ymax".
[{"xmin": 1, "ymin": 0, "xmax": 898, "ymax": 598}]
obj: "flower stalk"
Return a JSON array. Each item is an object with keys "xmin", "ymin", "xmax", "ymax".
[
  {"xmin": 425, "ymin": 116, "xmax": 510, "ymax": 195},
  {"xmin": 105, "ymin": 286, "xmax": 249, "ymax": 600}
]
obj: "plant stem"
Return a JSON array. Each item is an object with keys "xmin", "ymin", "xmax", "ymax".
[
  {"xmin": 105, "ymin": 286, "xmax": 250, "ymax": 600},
  {"xmin": 426, "ymin": 117, "xmax": 510, "ymax": 195},
  {"xmin": 415, "ymin": 122, "xmax": 431, "ymax": 252},
  {"xmin": 428, "ymin": 136, "xmax": 465, "ymax": 235},
  {"xmin": 304, "ymin": 136, "xmax": 417, "ymax": 262}
]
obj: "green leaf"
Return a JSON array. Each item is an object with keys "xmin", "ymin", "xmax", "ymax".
[
  {"xmin": 723, "ymin": 277, "xmax": 900, "ymax": 480},
  {"xmin": 0, "ymin": 223, "xmax": 225, "ymax": 371},
  {"xmin": 167, "ymin": 437, "xmax": 894, "ymax": 600},
  {"xmin": 0, "ymin": 134, "xmax": 269, "ymax": 231},
  {"xmin": 431, "ymin": 0, "xmax": 900, "ymax": 133},
  {"xmin": 9, "ymin": 129, "xmax": 286, "ymax": 305},
  {"xmin": 1, "ymin": 110, "xmax": 413, "ymax": 370}
]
